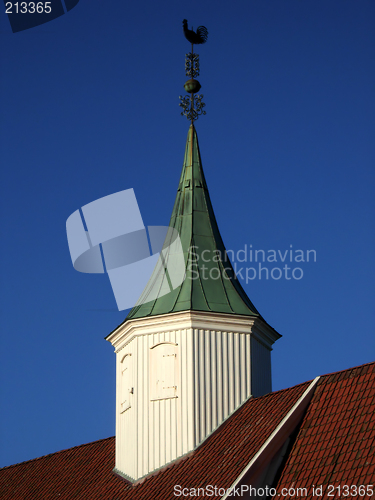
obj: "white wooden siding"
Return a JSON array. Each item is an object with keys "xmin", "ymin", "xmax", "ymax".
[{"xmin": 109, "ymin": 312, "xmax": 278, "ymax": 482}]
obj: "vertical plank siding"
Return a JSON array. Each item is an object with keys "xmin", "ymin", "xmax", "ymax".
[{"xmin": 113, "ymin": 323, "xmax": 273, "ymax": 481}]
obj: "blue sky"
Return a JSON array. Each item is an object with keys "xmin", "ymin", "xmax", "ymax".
[{"xmin": 0, "ymin": 0, "xmax": 374, "ymax": 468}]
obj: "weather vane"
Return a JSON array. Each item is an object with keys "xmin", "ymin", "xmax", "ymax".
[{"xmin": 179, "ymin": 19, "xmax": 208, "ymax": 123}]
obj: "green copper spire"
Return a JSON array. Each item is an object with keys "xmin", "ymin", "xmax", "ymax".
[{"xmin": 126, "ymin": 125, "xmax": 262, "ymax": 320}]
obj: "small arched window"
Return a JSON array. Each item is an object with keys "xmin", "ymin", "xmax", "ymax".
[
  {"xmin": 150, "ymin": 342, "xmax": 178, "ymax": 401},
  {"xmin": 120, "ymin": 353, "xmax": 132, "ymax": 413}
]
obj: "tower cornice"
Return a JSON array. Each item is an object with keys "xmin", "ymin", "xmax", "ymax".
[{"xmin": 106, "ymin": 310, "xmax": 280, "ymax": 354}]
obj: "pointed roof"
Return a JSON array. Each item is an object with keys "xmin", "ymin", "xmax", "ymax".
[
  {"xmin": 127, "ymin": 125, "xmax": 263, "ymax": 320},
  {"xmin": 2, "ymin": 362, "xmax": 374, "ymax": 498}
]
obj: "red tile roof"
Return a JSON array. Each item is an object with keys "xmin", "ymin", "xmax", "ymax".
[
  {"xmin": 1, "ymin": 362, "xmax": 374, "ymax": 500},
  {"xmin": 272, "ymin": 362, "xmax": 375, "ymax": 499},
  {"xmin": 0, "ymin": 381, "xmax": 309, "ymax": 500}
]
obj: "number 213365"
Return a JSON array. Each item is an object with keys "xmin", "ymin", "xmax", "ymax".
[{"xmin": 5, "ymin": 2, "xmax": 52, "ymax": 14}]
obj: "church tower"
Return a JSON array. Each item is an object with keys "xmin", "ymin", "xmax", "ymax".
[{"xmin": 106, "ymin": 23, "xmax": 281, "ymax": 482}]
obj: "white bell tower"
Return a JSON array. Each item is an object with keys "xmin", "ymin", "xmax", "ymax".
[{"xmin": 107, "ymin": 311, "xmax": 279, "ymax": 482}]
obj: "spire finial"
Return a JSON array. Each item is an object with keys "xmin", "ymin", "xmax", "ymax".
[{"xmin": 179, "ymin": 20, "xmax": 208, "ymax": 124}]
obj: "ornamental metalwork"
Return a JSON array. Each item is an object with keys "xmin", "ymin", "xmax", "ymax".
[
  {"xmin": 179, "ymin": 94, "xmax": 206, "ymax": 122},
  {"xmin": 185, "ymin": 52, "xmax": 200, "ymax": 78},
  {"xmin": 179, "ymin": 19, "xmax": 208, "ymax": 124}
]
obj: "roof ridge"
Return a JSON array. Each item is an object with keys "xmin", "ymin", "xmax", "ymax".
[
  {"xmin": 0, "ymin": 436, "xmax": 114, "ymax": 471},
  {"xmin": 270, "ymin": 360, "xmax": 375, "ymax": 395},
  {"xmin": 258, "ymin": 380, "xmax": 312, "ymax": 399},
  {"xmin": 319, "ymin": 360, "xmax": 375, "ymax": 380}
]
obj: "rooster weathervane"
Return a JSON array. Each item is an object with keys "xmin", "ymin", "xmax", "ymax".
[{"xmin": 179, "ymin": 20, "xmax": 208, "ymax": 123}]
